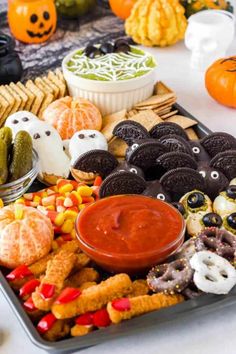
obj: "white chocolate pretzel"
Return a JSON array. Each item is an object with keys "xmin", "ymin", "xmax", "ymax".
[{"xmin": 190, "ymin": 251, "xmax": 236, "ymax": 295}]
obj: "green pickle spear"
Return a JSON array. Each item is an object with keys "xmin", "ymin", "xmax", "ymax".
[
  {"xmin": 9, "ymin": 131, "xmax": 33, "ymax": 182},
  {"xmin": 0, "ymin": 139, "xmax": 9, "ymax": 185},
  {"xmin": 0, "ymin": 127, "xmax": 13, "ymax": 150}
]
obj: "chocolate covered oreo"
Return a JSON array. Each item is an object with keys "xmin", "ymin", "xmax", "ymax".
[
  {"xmin": 159, "ymin": 134, "xmax": 193, "ymax": 155},
  {"xmin": 201, "ymin": 133, "xmax": 236, "ymax": 157},
  {"xmin": 126, "ymin": 140, "xmax": 167, "ymax": 170},
  {"xmin": 99, "ymin": 171, "xmax": 146, "ymax": 198},
  {"xmin": 156, "ymin": 152, "xmax": 197, "ymax": 171},
  {"xmin": 72, "ymin": 150, "xmax": 118, "ymax": 178},
  {"xmin": 113, "ymin": 120, "xmax": 150, "ymax": 146},
  {"xmin": 160, "ymin": 167, "xmax": 205, "ymax": 196},
  {"xmin": 210, "ymin": 150, "xmax": 236, "ymax": 181},
  {"xmin": 150, "ymin": 122, "xmax": 188, "ymax": 140}
]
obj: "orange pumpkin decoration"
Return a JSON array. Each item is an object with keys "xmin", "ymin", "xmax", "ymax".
[
  {"xmin": 109, "ymin": 0, "xmax": 137, "ymax": 20},
  {"xmin": 0, "ymin": 205, "xmax": 53, "ymax": 269},
  {"xmin": 205, "ymin": 56, "xmax": 236, "ymax": 109},
  {"xmin": 8, "ymin": 0, "xmax": 57, "ymax": 44},
  {"xmin": 42, "ymin": 96, "xmax": 103, "ymax": 140}
]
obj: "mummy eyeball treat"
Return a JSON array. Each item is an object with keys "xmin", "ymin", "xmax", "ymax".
[{"xmin": 213, "ymin": 185, "xmax": 236, "ymax": 217}]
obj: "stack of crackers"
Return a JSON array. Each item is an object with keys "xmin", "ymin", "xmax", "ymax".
[
  {"xmin": 0, "ymin": 69, "xmax": 67, "ymax": 126},
  {"xmin": 101, "ymin": 81, "xmax": 198, "ymax": 160}
]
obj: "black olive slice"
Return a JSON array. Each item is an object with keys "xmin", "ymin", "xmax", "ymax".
[
  {"xmin": 187, "ymin": 192, "xmax": 205, "ymax": 208},
  {"xmin": 202, "ymin": 213, "xmax": 223, "ymax": 228}
]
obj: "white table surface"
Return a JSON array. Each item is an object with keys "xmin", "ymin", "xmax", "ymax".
[{"xmin": 1, "ymin": 31, "xmax": 236, "ymax": 354}]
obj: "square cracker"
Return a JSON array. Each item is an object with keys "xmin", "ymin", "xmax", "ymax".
[
  {"xmin": 185, "ymin": 128, "xmax": 199, "ymax": 140},
  {"xmin": 10, "ymin": 82, "xmax": 28, "ymax": 111},
  {"xmin": 26, "ymin": 80, "xmax": 45, "ymax": 116},
  {"xmin": 128, "ymin": 110, "xmax": 163, "ymax": 131},
  {"xmin": 42, "ymin": 76, "xmax": 60, "ymax": 100},
  {"xmin": 154, "ymin": 81, "xmax": 174, "ymax": 95},
  {"xmin": 5, "ymin": 85, "xmax": 22, "ymax": 112},
  {"xmin": 165, "ymin": 115, "xmax": 197, "ymax": 129},
  {"xmin": 55, "ymin": 68, "xmax": 65, "ymax": 82},
  {"xmin": 108, "ymin": 137, "xmax": 128, "ymax": 157},
  {"xmin": 102, "ymin": 109, "xmax": 127, "ymax": 128},
  {"xmin": 134, "ymin": 93, "xmax": 176, "ymax": 108},
  {"xmin": 160, "ymin": 110, "xmax": 178, "ymax": 119},
  {"xmin": 0, "ymin": 93, "xmax": 11, "ymax": 126},
  {"xmin": 48, "ymin": 71, "xmax": 66, "ymax": 98},
  {"xmin": 0, "ymin": 86, "xmax": 16, "ymax": 117},
  {"xmin": 16, "ymin": 82, "xmax": 35, "ymax": 111},
  {"xmin": 35, "ymin": 77, "xmax": 54, "ymax": 118}
]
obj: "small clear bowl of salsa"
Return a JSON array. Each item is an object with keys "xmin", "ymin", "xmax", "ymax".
[{"xmin": 76, "ymin": 195, "xmax": 185, "ymax": 274}]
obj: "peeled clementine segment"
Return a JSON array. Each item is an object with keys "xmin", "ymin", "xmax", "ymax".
[{"xmin": 42, "ymin": 96, "xmax": 102, "ymax": 140}]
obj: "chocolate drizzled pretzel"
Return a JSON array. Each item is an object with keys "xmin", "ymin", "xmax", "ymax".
[
  {"xmin": 147, "ymin": 259, "xmax": 193, "ymax": 294},
  {"xmin": 195, "ymin": 227, "xmax": 236, "ymax": 263}
]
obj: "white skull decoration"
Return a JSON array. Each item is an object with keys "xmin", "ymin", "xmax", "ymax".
[{"xmin": 185, "ymin": 10, "xmax": 235, "ymax": 71}]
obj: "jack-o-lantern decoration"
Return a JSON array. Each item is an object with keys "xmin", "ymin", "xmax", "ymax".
[{"xmin": 8, "ymin": 0, "xmax": 57, "ymax": 44}]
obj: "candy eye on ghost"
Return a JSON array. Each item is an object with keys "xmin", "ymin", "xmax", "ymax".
[
  {"xmin": 89, "ymin": 134, "xmax": 96, "ymax": 138},
  {"xmin": 45, "ymin": 131, "xmax": 51, "ymax": 136},
  {"xmin": 22, "ymin": 117, "xmax": 29, "ymax": 122},
  {"xmin": 78, "ymin": 134, "xmax": 85, "ymax": 139},
  {"xmin": 12, "ymin": 120, "xmax": 19, "ymax": 124},
  {"xmin": 33, "ymin": 133, "xmax": 40, "ymax": 139}
]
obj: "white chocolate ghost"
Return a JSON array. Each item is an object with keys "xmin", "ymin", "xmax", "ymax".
[
  {"xmin": 5, "ymin": 111, "xmax": 38, "ymax": 138},
  {"xmin": 69, "ymin": 130, "xmax": 108, "ymax": 165}
]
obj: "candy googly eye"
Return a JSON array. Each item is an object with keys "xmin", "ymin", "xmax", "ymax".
[
  {"xmin": 12, "ymin": 119, "xmax": 19, "ymax": 124},
  {"xmin": 199, "ymin": 170, "xmax": 206, "ymax": 178},
  {"xmin": 33, "ymin": 133, "xmax": 40, "ymax": 139},
  {"xmin": 192, "ymin": 146, "xmax": 200, "ymax": 154},
  {"xmin": 157, "ymin": 193, "xmax": 165, "ymax": 201},
  {"xmin": 78, "ymin": 134, "xmax": 85, "ymax": 139},
  {"xmin": 89, "ymin": 134, "xmax": 96, "ymax": 138},
  {"xmin": 211, "ymin": 171, "xmax": 219, "ymax": 179},
  {"xmin": 45, "ymin": 131, "xmax": 51, "ymax": 136},
  {"xmin": 22, "ymin": 117, "xmax": 29, "ymax": 122},
  {"xmin": 130, "ymin": 168, "xmax": 138, "ymax": 174},
  {"xmin": 131, "ymin": 143, "xmax": 139, "ymax": 151}
]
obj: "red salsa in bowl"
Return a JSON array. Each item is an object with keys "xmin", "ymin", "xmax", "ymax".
[{"xmin": 76, "ymin": 195, "xmax": 185, "ymax": 274}]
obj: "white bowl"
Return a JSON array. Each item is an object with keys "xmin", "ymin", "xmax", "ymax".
[{"xmin": 62, "ymin": 48, "xmax": 157, "ymax": 116}]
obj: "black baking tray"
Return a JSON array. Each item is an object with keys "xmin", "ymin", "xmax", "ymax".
[{"xmin": 2, "ymin": 103, "xmax": 231, "ymax": 354}]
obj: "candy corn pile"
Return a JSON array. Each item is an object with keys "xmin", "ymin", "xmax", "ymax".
[{"xmin": 14, "ymin": 177, "xmax": 102, "ymax": 248}]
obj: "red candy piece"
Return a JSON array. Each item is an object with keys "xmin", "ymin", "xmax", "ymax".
[
  {"xmin": 93, "ymin": 309, "xmax": 111, "ymax": 328},
  {"xmin": 19, "ymin": 279, "xmax": 40, "ymax": 298},
  {"xmin": 55, "ymin": 288, "xmax": 81, "ymax": 304},
  {"xmin": 39, "ymin": 283, "xmax": 55, "ymax": 300},
  {"xmin": 111, "ymin": 298, "xmax": 131, "ymax": 312},
  {"xmin": 23, "ymin": 297, "xmax": 36, "ymax": 312},
  {"xmin": 60, "ymin": 234, "xmax": 73, "ymax": 241},
  {"xmin": 6, "ymin": 265, "xmax": 33, "ymax": 280},
  {"xmin": 37, "ymin": 313, "xmax": 57, "ymax": 334},
  {"xmin": 93, "ymin": 176, "xmax": 102, "ymax": 187},
  {"xmin": 75, "ymin": 312, "xmax": 94, "ymax": 326}
]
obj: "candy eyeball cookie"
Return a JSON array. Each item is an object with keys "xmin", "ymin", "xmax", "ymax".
[
  {"xmin": 5, "ymin": 111, "xmax": 38, "ymax": 137},
  {"xmin": 26, "ymin": 121, "xmax": 70, "ymax": 185},
  {"xmin": 69, "ymin": 130, "xmax": 108, "ymax": 165},
  {"xmin": 213, "ymin": 185, "xmax": 236, "ymax": 217},
  {"xmin": 180, "ymin": 190, "xmax": 212, "ymax": 216}
]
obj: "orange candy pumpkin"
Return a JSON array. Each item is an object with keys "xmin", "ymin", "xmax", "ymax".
[
  {"xmin": 42, "ymin": 96, "xmax": 103, "ymax": 140},
  {"xmin": 8, "ymin": 0, "xmax": 57, "ymax": 44},
  {"xmin": 205, "ymin": 56, "xmax": 236, "ymax": 109},
  {"xmin": 0, "ymin": 205, "xmax": 53, "ymax": 269},
  {"xmin": 109, "ymin": 0, "xmax": 137, "ymax": 20}
]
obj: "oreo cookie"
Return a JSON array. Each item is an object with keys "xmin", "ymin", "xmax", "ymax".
[
  {"xmin": 160, "ymin": 167, "xmax": 205, "ymax": 197},
  {"xmin": 126, "ymin": 140, "xmax": 167, "ymax": 170},
  {"xmin": 150, "ymin": 122, "xmax": 188, "ymax": 140},
  {"xmin": 142, "ymin": 181, "xmax": 171, "ymax": 202},
  {"xmin": 210, "ymin": 150, "xmax": 236, "ymax": 181},
  {"xmin": 72, "ymin": 150, "xmax": 118, "ymax": 178},
  {"xmin": 201, "ymin": 132, "xmax": 236, "ymax": 157},
  {"xmin": 189, "ymin": 141, "xmax": 210, "ymax": 163},
  {"xmin": 198, "ymin": 164, "xmax": 229, "ymax": 200},
  {"xmin": 99, "ymin": 171, "xmax": 146, "ymax": 198},
  {"xmin": 159, "ymin": 135, "xmax": 193, "ymax": 155},
  {"xmin": 113, "ymin": 120, "xmax": 150, "ymax": 146},
  {"xmin": 156, "ymin": 152, "xmax": 197, "ymax": 172},
  {"xmin": 112, "ymin": 161, "xmax": 144, "ymax": 178}
]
